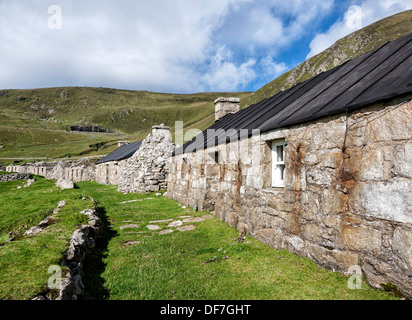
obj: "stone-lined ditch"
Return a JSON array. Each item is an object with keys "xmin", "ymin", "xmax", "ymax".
[{"xmin": 32, "ymin": 199, "xmax": 103, "ymax": 300}]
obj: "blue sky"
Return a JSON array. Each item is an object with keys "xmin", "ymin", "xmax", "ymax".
[{"xmin": 0, "ymin": 0, "xmax": 411, "ymax": 93}]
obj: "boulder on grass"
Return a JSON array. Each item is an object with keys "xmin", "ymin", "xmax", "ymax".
[{"xmin": 56, "ymin": 179, "xmax": 74, "ymax": 190}]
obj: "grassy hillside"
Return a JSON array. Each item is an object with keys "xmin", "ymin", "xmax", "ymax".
[
  {"xmin": 0, "ymin": 88, "xmax": 251, "ymax": 160},
  {"xmin": 0, "ymin": 87, "xmax": 250, "ymax": 134},
  {"xmin": 242, "ymin": 10, "xmax": 412, "ymax": 108}
]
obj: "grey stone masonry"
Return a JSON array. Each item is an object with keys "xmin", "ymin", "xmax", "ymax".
[
  {"xmin": 167, "ymin": 98, "xmax": 412, "ymax": 299},
  {"xmin": 117, "ymin": 124, "xmax": 175, "ymax": 194},
  {"xmin": 6, "ymin": 159, "xmax": 96, "ymax": 182},
  {"xmin": 0, "ymin": 173, "xmax": 32, "ymax": 182},
  {"xmin": 215, "ymin": 97, "xmax": 240, "ymax": 122}
]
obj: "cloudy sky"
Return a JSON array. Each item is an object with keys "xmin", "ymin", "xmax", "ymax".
[{"xmin": 0, "ymin": 0, "xmax": 411, "ymax": 93}]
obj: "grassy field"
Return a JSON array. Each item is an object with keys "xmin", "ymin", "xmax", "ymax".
[
  {"xmin": 77, "ymin": 182, "xmax": 397, "ymax": 300},
  {"xmin": 0, "ymin": 177, "xmax": 93, "ymax": 299},
  {"xmin": 0, "ymin": 177, "xmax": 399, "ymax": 300}
]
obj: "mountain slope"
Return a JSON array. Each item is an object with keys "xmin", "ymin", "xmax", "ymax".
[
  {"xmin": 0, "ymin": 87, "xmax": 250, "ymax": 160},
  {"xmin": 0, "ymin": 87, "xmax": 250, "ymax": 135},
  {"xmin": 242, "ymin": 10, "xmax": 412, "ymax": 108}
]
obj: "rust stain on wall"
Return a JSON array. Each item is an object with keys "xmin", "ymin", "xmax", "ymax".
[
  {"xmin": 288, "ymin": 142, "xmax": 305, "ymax": 191},
  {"xmin": 219, "ymin": 164, "xmax": 226, "ymax": 182},
  {"xmin": 286, "ymin": 143, "xmax": 306, "ymax": 235},
  {"xmin": 235, "ymin": 162, "xmax": 242, "ymax": 196},
  {"xmin": 289, "ymin": 143, "xmax": 304, "ymax": 177},
  {"xmin": 337, "ymin": 148, "xmax": 359, "ymax": 193}
]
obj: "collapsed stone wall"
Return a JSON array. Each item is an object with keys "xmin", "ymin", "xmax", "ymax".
[
  {"xmin": 117, "ymin": 125, "xmax": 175, "ymax": 193},
  {"xmin": 32, "ymin": 199, "xmax": 102, "ymax": 300},
  {"xmin": 57, "ymin": 201, "xmax": 102, "ymax": 300},
  {"xmin": 167, "ymin": 99, "xmax": 412, "ymax": 298},
  {"xmin": 0, "ymin": 173, "xmax": 32, "ymax": 182},
  {"xmin": 6, "ymin": 159, "xmax": 96, "ymax": 182}
]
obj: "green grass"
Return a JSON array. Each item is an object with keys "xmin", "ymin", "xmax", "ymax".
[
  {"xmin": 0, "ymin": 124, "xmax": 127, "ymax": 159},
  {"xmin": 0, "ymin": 177, "xmax": 82, "ymax": 241},
  {"xmin": 0, "ymin": 177, "xmax": 95, "ymax": 299},
  {"xmin": 0, "ymin": 179, "xmax": 399, "ymax": 300},
  {"xmin": 77, "ymin": 182, "xmax": 398, "ymax": 300}
]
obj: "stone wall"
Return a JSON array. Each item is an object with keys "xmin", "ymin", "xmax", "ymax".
[
  {"xmin": 0, "ymin": 173, "xmax": 32, "ymax": 182},
  {"xmin": 32, "ymin": 199, "xmax": 103, "ymax": 300},
  {"xmin": 214, "ymin": 97, "xmax": 240, "ymax": 121},
  {"xmin": 95, "ymin": 159, "xmax": 127, "ymax": 186},
  {"xmin": 6, "ymin": 159, "xmax": 96, "ymax": 182},
  {"xmin": 118, "ymin": 125, "xmax": 175, "ymax": 193},
  {"xmin": 166, "ymin": 98, "xmax": 412, "ymax": 298}
]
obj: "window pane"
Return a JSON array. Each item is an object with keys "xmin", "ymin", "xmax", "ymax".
[
  {"xmin": 276, "ymin": 145, "xmax": 284, "ymax": 162},
  {"xmin": 279, "ymin": 164, "xmax": 285, "ymax": 181}
]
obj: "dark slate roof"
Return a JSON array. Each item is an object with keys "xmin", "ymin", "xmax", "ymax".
[
  {"xmin": 96, "ymin": 141, "xmax": 143, "ymax": 164},
  {"xmin": 175, "ymin": 32, "xmax": 412, "ymax": 155}
]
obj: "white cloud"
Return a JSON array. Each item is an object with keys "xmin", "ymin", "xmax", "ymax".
[
  {"xmin": 259, "ymin": 56, "xmax": 288, "ymax": 76},
  {"xmin": 0, "ymin": 0, "xmax": 249, "ymax": 92},
  {"xmin": 215, "ymin": 0, "xmax": 334, "ymax": 50},
  {"xmin": 7, "ymin": 0, "xmax": 405, "ymax": 93},
  {"xmin": 306, "ymin": 0, "xmax": 412, "ymax": 59},
  {"xmin": 250, "ymin": 8, "xmax": 284, "ymax": 46},
  {"xmin": 199, "ymin": 46, "xmax": 257, "ymax": 92}
]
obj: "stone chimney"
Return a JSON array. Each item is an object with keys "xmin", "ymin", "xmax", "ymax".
[
  {"xmin": 214, "ymin": 97, "xmax": 240, "ymax": 122},
  {"xmin": 152, "ymin": 124, "xmax": 171, "ymax": 141},
  {"xmin": 118, "ymin": 141, "xmax": 130, "ymax": 148}
]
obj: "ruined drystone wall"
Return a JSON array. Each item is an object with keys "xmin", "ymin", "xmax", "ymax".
[
  {"xmin": 95, "ymin": 159, "xmax": 127, "ymax": 186},
  {"xmin": 118, "ymin": 125, "xmax": 175, "ymax": 193},
  {"xmin": 32, "ymin": 199, "xmax": 102, "ymax": 300},
  {"xmin": 6, "ymin": 159, "xmax": 96, "ymax": 182},
  {"xmin": 0, "ymin": 173, "xmax": 32, "ymax": 182},
  {"xmin": 167, "ymin": 98, "xmax": 412, "ymax": 298},
  {"xmin": 58, "ymin": 200, "xmax": 102, "ymax": 300}
]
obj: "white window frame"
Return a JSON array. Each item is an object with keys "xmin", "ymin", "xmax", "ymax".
[{"xmin": 271, "ymin": 140, "xmax": 287, "ymax": 188}]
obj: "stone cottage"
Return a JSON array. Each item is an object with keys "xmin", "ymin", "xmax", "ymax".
[
  {"xmin": 166, "ymin": 32, "xmax": 412, "ymax": 297},
  {"xmin": 117, "ymin": 124, "xmax": 175, "ymax": 194},
  {"xmin": 95, "ymin": 141, "xmax": 143, "ymax": 185}
]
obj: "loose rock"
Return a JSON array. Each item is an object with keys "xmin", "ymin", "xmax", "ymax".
[
  {"xmin": 168, "ymin": 220, "xmax": 183, "ymax": 228},
  {"xmin": 124, "ymin": 241, "xmax": 141, "ymax": 246},
  {"xmin": 182, "ymin": 217, "xmax": 205, "ymax": 223},
  {"xmin": 177, "ymin": 225, "xmax": 196, "ymax": 232},
  {"xmin": 159, "ymin": 229, "xmax": 173, "ymax": 235},
  {"xmin": 146, "ymin": 225, "xmax": 161, "ymax": 231},
  {"xmin": 56, "ymin": 179, "xmax": 74, "ymax": 190},
  {"xmin": 120, "ymin": 224, "xmax": 140, "ymax": 230},
  {"xmin": 150, "ymin": 219, "xmax": 173, "ymax": 224}
]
